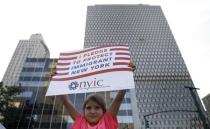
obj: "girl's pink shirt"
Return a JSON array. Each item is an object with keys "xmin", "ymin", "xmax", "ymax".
[{"xmin": 71, "ymin": 112, "xmax": 118, "ymax": 129}]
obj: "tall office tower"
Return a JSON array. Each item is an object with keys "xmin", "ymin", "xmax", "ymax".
[
  {"xmin": 84, "ymin": 4, "xmax": 209, "ymax": 129},
  {"xmin": 2, "ymin": 34, "xmax": 49, "ymax": 86},
  {"xmin": 203, "ymin": 94, "xmax": 210, "ymax": 121}
]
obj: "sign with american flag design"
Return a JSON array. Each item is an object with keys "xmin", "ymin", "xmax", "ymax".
[{"xmin": 46, "ymin": 45, "xmax": 135, "ymax": 96}]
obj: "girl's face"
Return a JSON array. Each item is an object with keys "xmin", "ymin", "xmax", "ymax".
[{"xmin": 84, "ymin": 100, "xmax": 104, "ymax": 126}]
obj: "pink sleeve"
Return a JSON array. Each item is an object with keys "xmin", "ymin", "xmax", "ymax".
[
  {"xmin": 71, "ymin": 113, "xmax": 83, "ymax": 129},
  {"xmin": 104, "ymin": 112, "xmax": 118, "ymax": 129}
]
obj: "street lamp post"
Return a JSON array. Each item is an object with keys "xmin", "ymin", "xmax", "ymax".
[{"xmin": 184, "ymin": 86, "xmax": 210, "ymax": 129}]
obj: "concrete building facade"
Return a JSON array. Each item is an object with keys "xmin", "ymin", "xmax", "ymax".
[
  {"xmin": 84, "ymin": 4, "xmax": 209, "ymax": 129},
  {"xmin": 2, "ymin": 34, "xmax": 49, "ymax": 86}
]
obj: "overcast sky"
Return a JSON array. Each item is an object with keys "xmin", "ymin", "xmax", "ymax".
[{"xmin": 0, "ymin": 0, "xmax": 209, "ymax": 98}]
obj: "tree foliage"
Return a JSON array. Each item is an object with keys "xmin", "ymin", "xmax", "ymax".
[{"xmin": 0, "ymin": 82, "xmax": 22, "ymax": 128}]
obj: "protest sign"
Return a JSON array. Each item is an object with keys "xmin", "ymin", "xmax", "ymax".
[{"xmin": 46, "ymin": 45, "xmax": 135, "ymax": 96}]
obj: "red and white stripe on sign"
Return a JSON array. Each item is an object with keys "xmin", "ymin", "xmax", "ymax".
[
  {"xmin": 111, "ymin": 46, "xmax": 130, "ymax": 67},
  {"xmin": 52, "ymin": 45, "xmax": 132, "ymax": 81}
]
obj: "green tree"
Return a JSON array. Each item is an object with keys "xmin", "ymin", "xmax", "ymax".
[{"xmin": 0, "ymin": 82, "xmax": 22, "ymax": 129}]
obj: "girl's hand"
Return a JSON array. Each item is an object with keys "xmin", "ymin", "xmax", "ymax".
[
  {"xmin": 49, "ymin": 67, "xmax": 57, "ymax": 80},
  {"xmin": 128, "ymin": 62, "xmax": 136, "ymax": 71}
]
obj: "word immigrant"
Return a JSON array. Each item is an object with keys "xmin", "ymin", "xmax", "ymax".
[{"xmin": 46, "ymin": 45, "xmax": 135, "ymax": 96}]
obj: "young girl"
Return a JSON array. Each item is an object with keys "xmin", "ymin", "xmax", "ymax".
[{"xmin": 60, "ymin": 63, "xmax": 136, "ymax": 129}]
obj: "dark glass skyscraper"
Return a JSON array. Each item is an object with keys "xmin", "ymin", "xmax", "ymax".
[
  {"xmin": 11, "ymin": 57, "xmax": 83, "ymax": 129},
  {"xmin": 16, "ymin": 58, "xmax": 62, "ymax": 129},
  {"xmin": 84, "ymin": 4, "xmax": 209, "ymax": 129}
]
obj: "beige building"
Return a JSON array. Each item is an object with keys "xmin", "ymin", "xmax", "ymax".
[{"xmin": 2, "ymin": 34, "xmax": 49, "ymax": 86}]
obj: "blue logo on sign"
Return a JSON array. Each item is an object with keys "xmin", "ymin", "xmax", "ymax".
[{"xmin": 68, "ymin": 81, "xmax": 79, "ymax": 90}]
